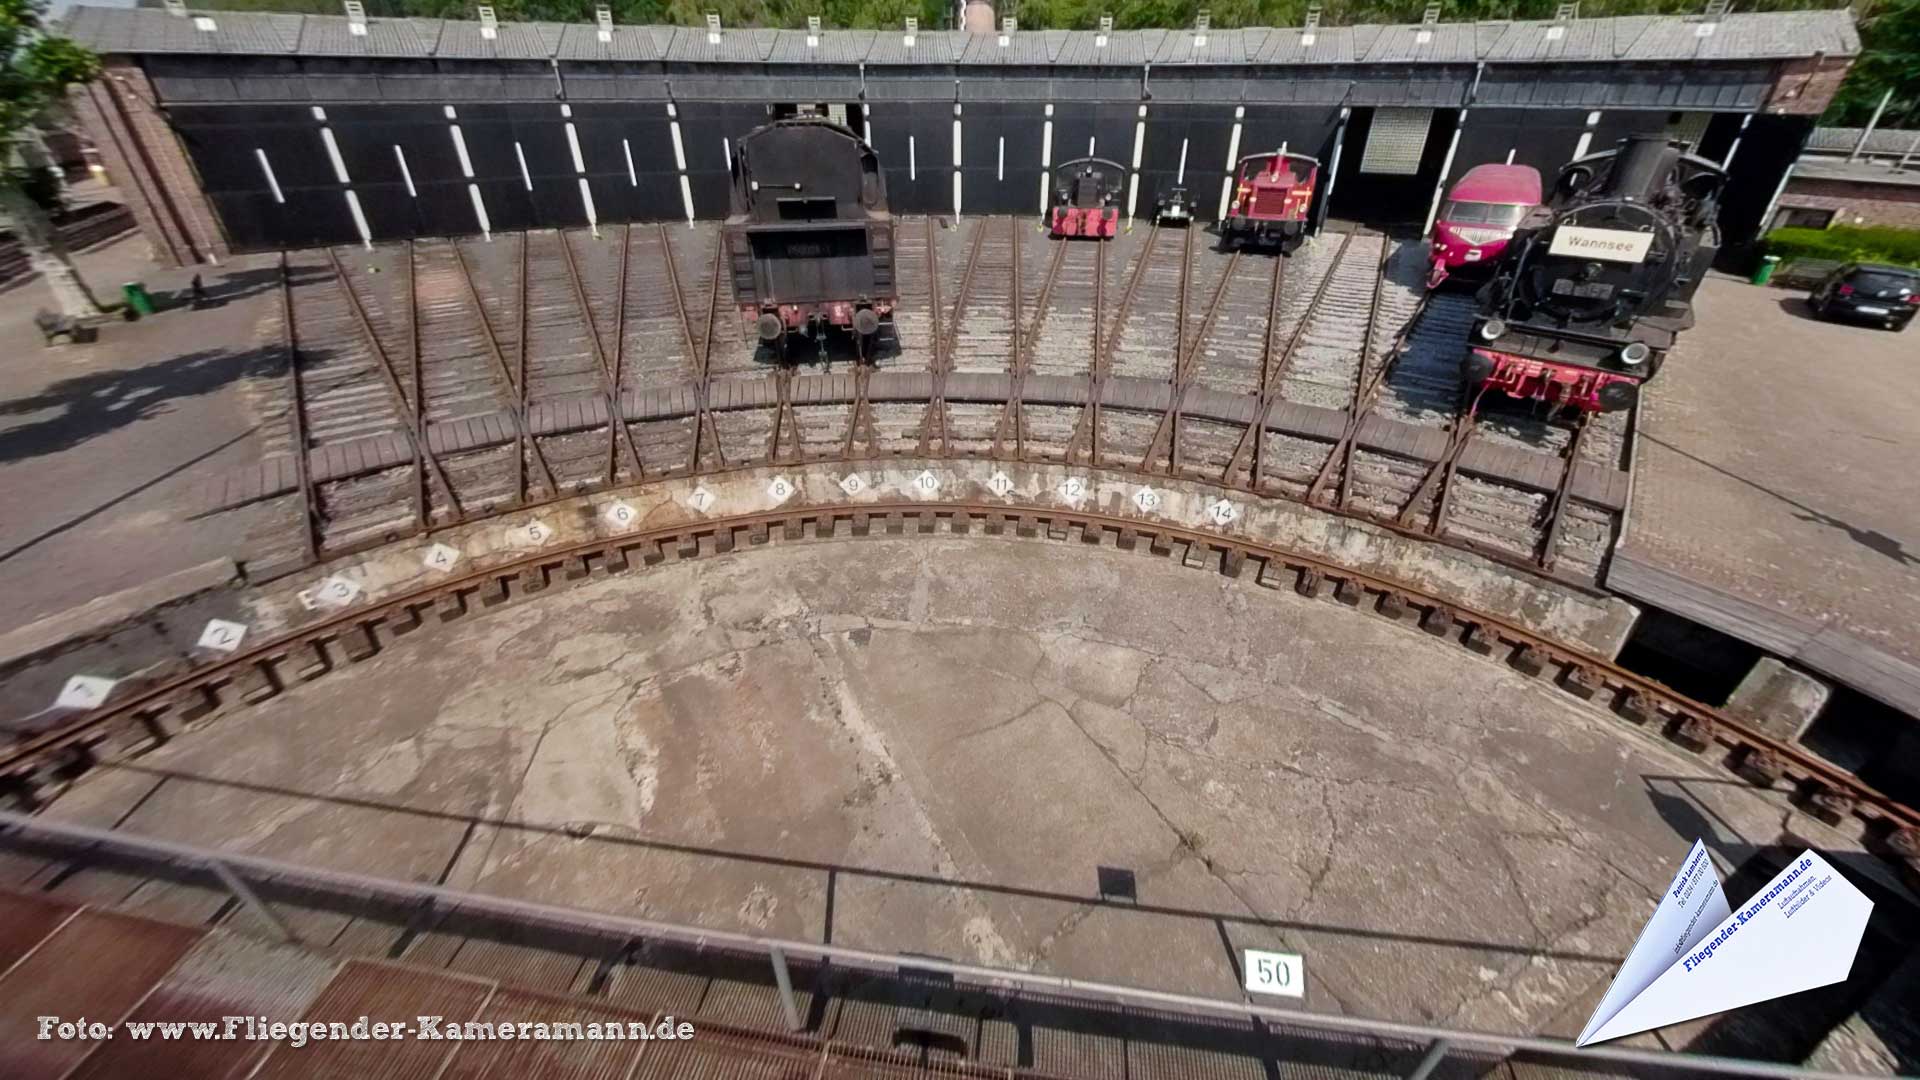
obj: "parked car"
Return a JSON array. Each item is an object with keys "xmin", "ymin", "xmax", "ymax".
[{"xmin": 1809, "ymin": 263, "xmax": 1918, "ymax": 331}]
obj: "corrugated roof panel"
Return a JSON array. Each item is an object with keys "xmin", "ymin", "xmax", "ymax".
[
  {"xmin": 553, "ymin": 23, "xmax": 661, "ymax": 61},
  {"xmin": 1619, "ymin": 17, "xmax": 1704, "ymax": 61},
  {"xmin": 1361, "ymin": 21, "xmax": 1477, "ymax": 63},
  {"xmin": 759, "ymin": 28, "xmax": 873, "ymax": 64},
  {"xmin": 1149, "ymin": 26, "xmax": 1249, "ymax": 65},
  {"xmin": 434, "ymin": 18, "xmax": 554, "ymax": 59},
  {"xmin": 1254, "ymin": 26, "xmax": 1357, "ymax": 65},
  {"xmin": 297, "ymin": 15, "xmax": 432, "ymax": 58},
  {"xmin": 956, "ymin": 29, "xmax": 1056, "ymax": 64},
  {"xmin": 1699, "ymin": 11, "xmax": 1856, "ymax": 60},
  {"xmin": 664, "ymin": 25, "xmax": 778, "ymax": 62},
  {"xmin": 218, "ymin": 11, "xmax": 307, "ymax": 54}
]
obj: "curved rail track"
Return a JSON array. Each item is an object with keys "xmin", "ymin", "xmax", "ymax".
[{"xmin": 5, "ymin": 498, "xmax": 1917, "ymax": 878}]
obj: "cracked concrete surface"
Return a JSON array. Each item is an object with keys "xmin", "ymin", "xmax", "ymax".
[{"xmin": 31, "ymin": 534, "xmax": 1872, "ymax": 1040}]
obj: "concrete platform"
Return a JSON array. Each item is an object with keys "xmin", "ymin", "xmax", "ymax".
[
  {"xmin": 21, "ymin": 533, "xmax": 1891, "ymax": 1048},
  {"xmin": 1609, "ymin": 274, "xmax": 1920, "ymax": 715},
  {"xmin": 0, "ymin": 236, "xmax": 280, "ymax": 625}
]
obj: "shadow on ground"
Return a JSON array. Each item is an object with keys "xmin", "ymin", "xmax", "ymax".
[{"xmin": 0, "ymin": 346, "xmax": 280, "ymax": 466}]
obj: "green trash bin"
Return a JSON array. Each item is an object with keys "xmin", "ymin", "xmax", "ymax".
[
  {"xmin": 121, "ymin": 281, "xmax": 155, "ymax": 318},
  {"xmin": 1750, "ymin": 255, "xmax": 1781, "ymax": 287}
]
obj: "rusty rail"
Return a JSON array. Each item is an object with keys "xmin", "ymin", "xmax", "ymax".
[{"xmin": 4, "ymin": 500, "xmax": 1916, "ymax": 864}]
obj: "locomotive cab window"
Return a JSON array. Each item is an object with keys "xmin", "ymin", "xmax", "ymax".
[{"xmin": 1440, "ymin": 201, "xmax": 1529, "ymax": 227}]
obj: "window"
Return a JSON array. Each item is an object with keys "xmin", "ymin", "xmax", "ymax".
[
  {"xmin": 1441, "ymin": 201, "xmax": 1530, "ymax": 227},
  {"xmin": 1772, "ymin": 207, "xmax": 1835, "ymax": 230}
]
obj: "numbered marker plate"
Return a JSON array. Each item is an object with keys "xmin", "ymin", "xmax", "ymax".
[
  {"xmin": 603, "ymin": 501, "xmax": 639, "ymax": 531},
  {"xmin": 197, "ymin": 619, "xmax": 248, "ymax": 653},
  {"xmin": 55, "ymin": 675, "xmax": 118, "ymax": 711},
  {"xmin": 1057, "ymin": 476, "xmax": 1090, "ymax": 503},
  {"xmin": 838, "ymin": 473, "xmax": 867, "ymax": 497},
  {"xmin": 687, "ymin": 486, "xmax": 716, "ymax": 513},
  {"xmin": 519, "ymin": 519, "xmax": 555, "ymax": 546},
  {"xmin": 767, "ymin": 476, "xmax": 796, "ymax": 504},
  {"xmin": 422, "ymin": 542, "xmax": 462, "ymax": 572},
  {"xmin": 910, "ymin": 469, "xmax": 941, "ymax": 496},
  {"xmin": 1243, "ymin": 949, "xmax": 1305, "ymax": 998},
  {"xmin": 1132, "ymin": 486, "xmax": 1162, "ymax": 512},
  {"xmin": 985, "ymin": 471, "xmax": 1015, "ymax": 497},
  {"xmin": 1206, "ymin": 498, "xmax": 1242, "ymax": 526},
  {"xmin": 300, "ymin": 575, "xmax": 363, "ymax": 611}
]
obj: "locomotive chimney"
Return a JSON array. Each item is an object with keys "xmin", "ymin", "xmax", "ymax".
[{"xmin": 1599, "ymin": 135, "xmax": 1681, "ymax": 200}]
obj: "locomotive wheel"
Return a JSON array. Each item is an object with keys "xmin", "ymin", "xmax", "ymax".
[
  {"xmin": 852, "ymin": 308, "xmax": 881, "ymax": 337},
  {"xmin": 757, "ymin": 313, "xmax": 785, "ymax": 343}
]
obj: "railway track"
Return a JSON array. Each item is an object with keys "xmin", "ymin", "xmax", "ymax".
[
  {"xmin": 7, "ymin": 499, "xmax": 1917, "ymax": 881},
  {"xmin": 236, "ymin": 222, "xmax": 1629, "ymax": 589}
]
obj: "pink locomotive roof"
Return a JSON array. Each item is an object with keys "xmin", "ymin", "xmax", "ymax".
[{"xmin": 1445, "ymin": 163, "xmax": 1541, "ymax": 206}]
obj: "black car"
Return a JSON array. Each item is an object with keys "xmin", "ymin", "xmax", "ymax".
[{"xmin": 1809, "ymin": 262, "xmax": 1918, "ymax": 331}]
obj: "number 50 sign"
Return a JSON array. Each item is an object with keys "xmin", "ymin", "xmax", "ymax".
[{"xmin": 1243, "ymin": 949, "xmax": 1305, "ymax": 998}]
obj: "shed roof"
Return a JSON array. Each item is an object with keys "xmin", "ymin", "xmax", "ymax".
[{"xmin": 61, "ymin": 4, "xmax": 1858, "ymax": 66}]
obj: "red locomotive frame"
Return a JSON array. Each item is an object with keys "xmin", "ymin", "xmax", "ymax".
[
  {"xmin": 1220, "ymin": 150, "xmax": 1319, "ymax": 252},
  {"xmin": 1048, "ymin": 157, "xmax": 1125, "ymax": 239}
]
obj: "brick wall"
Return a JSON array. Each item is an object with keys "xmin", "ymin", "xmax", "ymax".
[
  {"xmin": 1778, "ymin": 177, "xmax": 1920, "ymax": 229},
  {"xmin": 69, "ymin": 58, "xmax": 228, "ymax": 267},
  {"xmin": 1767, "ymin": 56, "xmax": 1853, "ymax": 117}
]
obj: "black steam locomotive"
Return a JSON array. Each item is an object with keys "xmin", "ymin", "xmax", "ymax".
[
  {"xmin": 1465, "ymin": 136, "xmax": 1726, "ymax": 413},
  {"xmin": 723, "ymin": 117, "xmax": 896, "ymax": 356}
]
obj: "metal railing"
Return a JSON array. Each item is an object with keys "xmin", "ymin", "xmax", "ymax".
[{"xmin": 0, "ymin": 809, "xmax": 1899, "ymax": 1080}]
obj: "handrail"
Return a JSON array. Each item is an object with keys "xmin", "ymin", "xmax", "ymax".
[{"xmin": 0, "ymin": 809, "xmax": 1901, "ymax": 1080}]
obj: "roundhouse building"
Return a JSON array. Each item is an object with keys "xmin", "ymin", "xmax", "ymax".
[{"xmin": 60, "ymin": 3, "xmax": 1857, "ymax": 265}]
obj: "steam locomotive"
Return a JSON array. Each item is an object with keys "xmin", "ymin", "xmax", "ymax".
[
  {"xmin": 723, "ymin": 117, "xmax": 896, "ymax": 355},
  {"xmin": 1465, "ymin": 136, "xmax": 1726, "ymax": 413}
]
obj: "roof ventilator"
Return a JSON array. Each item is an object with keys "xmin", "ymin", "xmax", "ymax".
[
  {"xmin": 706, "ymin": 12, "xmax": 722, "ymax": 44},
  {"xmin": 344, "ymin": 0, "xmax": 367, "ymax": 37},
  {"xmin": 807, "ymin": 15, "xmax": 820, "ymax": 49},
  {"xmin": 1415, "ymin": 2, "xmax": 1437, "ymax": 43},
  {"xmin": 1696, "ymin": 0, "xmax": 1728, "ymax": 36},
  {"xmin": 162, "ymin": 0, "xmax": 185, "ymax": 14},
  {"xmin": 902, "ymin": 16, "xmax": 916, "ymax": 47},
  {"xmin": 1096, "ymin": 14, "xmax": 1111, "ymax": 48},
  {"xmin": 999, "ymin": 16, "xmax": 1014, "ymax": 47},
  {"xmin": 477, "ymin": 5, "xmax": 498, "ymax": 40},
  {"xmin": 596, "ymin": 4, "xmax": 612, "ymax": 43},
  {"xmin": 1192, "ymin": 10, "xmax": 1209, "ymax": 48},
  {"xmin": 1302, "ymin": 4, "xmax": 1319, "ymax": 46}
]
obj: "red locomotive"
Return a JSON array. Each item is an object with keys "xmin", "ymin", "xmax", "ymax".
[
  {"xmin": 1220, "ymin": 150, "xmax": 1319, "ymax": 253},
  {"xmin": 1048, "ymin": 157, "xmax": 1124, "ymax": 239},
  {"xmin": 1427, "ymin": 163, "xmax": 1541, "ymax": 289}
]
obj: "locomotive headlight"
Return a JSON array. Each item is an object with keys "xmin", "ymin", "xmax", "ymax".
[
  {"xmin": 1478, "ymin": 318, "xmax": 1508, "ymax": 342},
  {"xmin": 1619, "ymin": 341, "xmax": 1651, "ymax": 367}
]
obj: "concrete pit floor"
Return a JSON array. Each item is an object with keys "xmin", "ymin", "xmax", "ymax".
[{"xmin": 31, "ymin": 534, "xmax": 1872, "ymax": 1040}]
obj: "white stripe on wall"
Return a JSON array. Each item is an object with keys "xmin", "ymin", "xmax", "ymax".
[
  {"xmin": 514, "ymin": 142, "xmax": 532, "ymax": 192},
  {"xmin": 255, "ymin": 149, "xmax": 284, "ymax": 204},
  {"xmin": 468, "ymin": 183, "xmax": 492, "ymax": 241},
  {"xmin": 565, "ymin": 123, "xmax": 586, "ymax": 173},
  {"xmin": 450, "ymin": 126, "xmax": 475, "ymax": 177},
  {"xmin": 394, "ymin": 145, "xmax": 416, "ymax": 197},
  {"xmin": 319, "ymin": 128, "xmax": 350, "ymax": 184},
  {"xmin": 623, "ymin": 139, "xmax": 637, "ymax": 186}
]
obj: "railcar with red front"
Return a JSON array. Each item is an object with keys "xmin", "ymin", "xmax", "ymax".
[{"xmin": 1428, "ymin": 163, "xmax": 1542, "ymax": 289}]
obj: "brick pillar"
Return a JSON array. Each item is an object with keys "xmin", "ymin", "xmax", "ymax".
[{"xmin": 69, "ymin": 58, "xmax": 228, "ymax": 266}]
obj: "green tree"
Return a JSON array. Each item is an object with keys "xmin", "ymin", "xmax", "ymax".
[
  {"xmin": 1828, "ymin": 0, "xmax": 1919, "ymax": 129},
  {"xmin": 3, "ymin": 0, "xmax": 103, "ymax": 319}
]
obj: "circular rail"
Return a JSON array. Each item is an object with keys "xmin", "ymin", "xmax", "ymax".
[{"xmin": 6, "ymin": 499, "xmax": 1917, "ymax": 872}]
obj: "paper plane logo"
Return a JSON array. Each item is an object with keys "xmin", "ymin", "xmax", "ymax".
[{"xmin": 1577, "ymin": 840, "xmax": 1872, "ymax": 1045}]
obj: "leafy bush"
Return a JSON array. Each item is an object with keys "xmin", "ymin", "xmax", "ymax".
[{"xmin": 1764, "ymin": 225, "xmax": 1920, "ymax": 269}]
